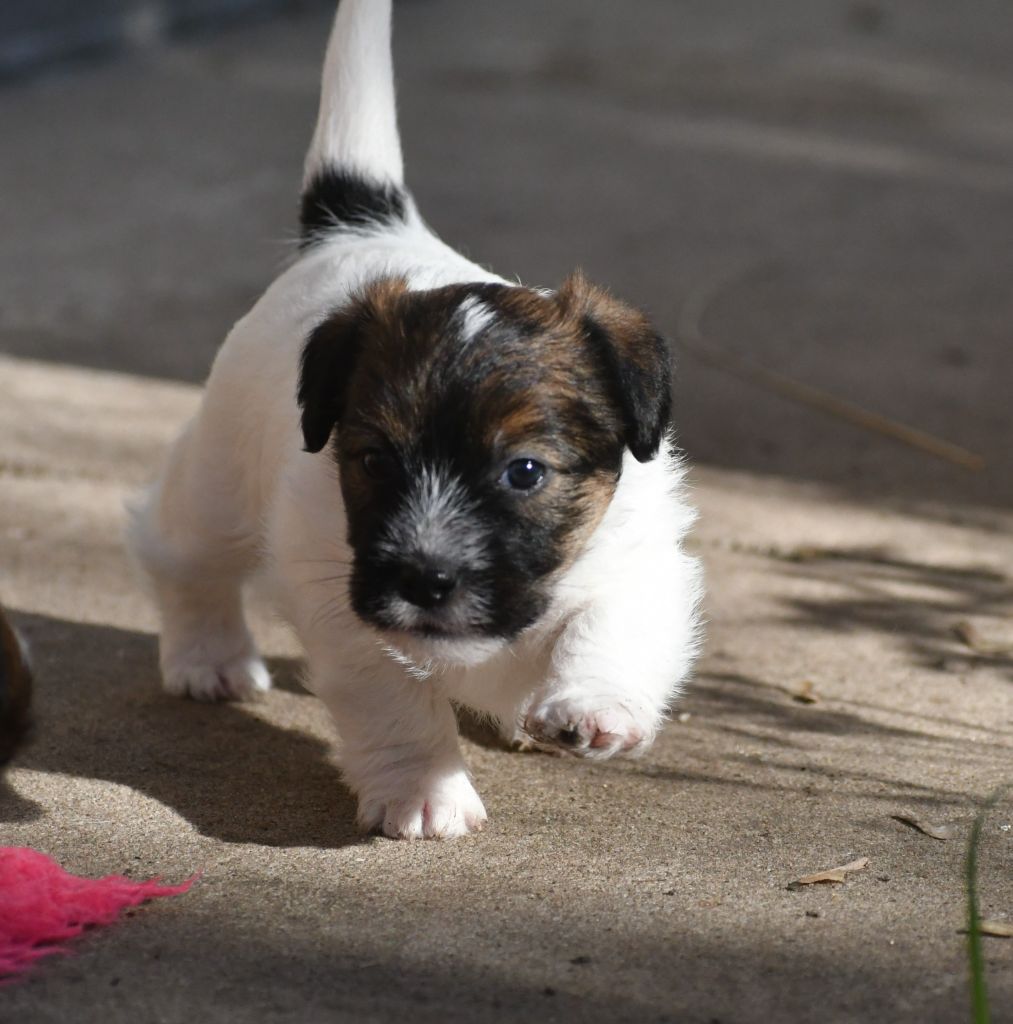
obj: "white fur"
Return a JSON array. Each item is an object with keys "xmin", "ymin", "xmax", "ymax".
[
  {"xmin": 128, "ymin": 0, "xmax": 702, "ymax": 839},
  {"xmin": 456, "ymin": 295, "xmax": 496, "ymax": 343}
]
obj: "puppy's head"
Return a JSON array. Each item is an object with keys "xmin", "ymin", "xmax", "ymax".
[{"xmin": 298, "ymin": 273, "xmax": 671, "ymax": 663}]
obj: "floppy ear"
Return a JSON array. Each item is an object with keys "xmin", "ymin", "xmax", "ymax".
[
  {"xmin": 558, "ymin": 271, "xmax": 672, "ymax": 462},
  {"xmin": 297, "ymin": 277, "xmax": 408, "ymax": 453}
]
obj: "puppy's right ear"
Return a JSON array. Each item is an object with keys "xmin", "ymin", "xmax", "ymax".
[
  {"xmin": 298, "ymin": 309, "xmax": 364, "ymax": 454},
  {"xmin": 297, "ymin": 277, "xmax": 408, "ymax": 453}
]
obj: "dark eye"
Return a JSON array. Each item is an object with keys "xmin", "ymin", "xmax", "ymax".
[
  {"xmin": 502, "ymin": 458, "xmax": 547, "ymax": 491},
  {"xmin": 362, "ymin": 450, "xmax": 398, "ymax": 481}
]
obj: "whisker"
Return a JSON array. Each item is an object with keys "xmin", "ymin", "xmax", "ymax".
[
  {"xmin": 310, "ymin": 595, "xmax": 355, "ymax": 631},
  {"xmin": 302, "ymin": 573, "xmax": 354, "ymax": 586},
  {"xmin": 291, "ymin": 557, "xmax": 354, "ymax": 568}
]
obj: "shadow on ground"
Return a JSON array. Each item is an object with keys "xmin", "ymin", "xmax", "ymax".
[
  {"xmin": 0, "ymin": 612, "xmax": 362, "ymax": 849},
  {"xmin": 6, "ymin": 905, "xmax": 991, "ymax": 1024}
]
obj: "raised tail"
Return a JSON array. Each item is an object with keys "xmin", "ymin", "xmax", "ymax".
[{"xmin": 300, "ymin": 0, "xmax": 408, "ymax": 244}]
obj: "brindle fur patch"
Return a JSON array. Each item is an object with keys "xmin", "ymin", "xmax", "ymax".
[{"xmin": 336, "ymin": 281, "xmax": 623, "ymax": 543}]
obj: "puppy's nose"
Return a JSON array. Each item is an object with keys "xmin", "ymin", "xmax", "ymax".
[{"xmin": 398, "ymin": 564, "xmax": 458, "ymax": 609}]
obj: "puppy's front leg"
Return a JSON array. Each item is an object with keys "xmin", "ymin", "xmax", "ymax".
[
  {"xmin": 309, "ymin": 645, "xmax": 487, "ymax": 839},
  {"xmin": 523, "ymin": 550, "xmax": 702, "ymax": 759},
  {"xmin": 523, "ymin": 627, "xmax": 678, "ymax": 760}
]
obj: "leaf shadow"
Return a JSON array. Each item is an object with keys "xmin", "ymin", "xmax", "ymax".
[{"xmin": 773, "ymin": 545, "xmax": 1013, "ymax": 677}]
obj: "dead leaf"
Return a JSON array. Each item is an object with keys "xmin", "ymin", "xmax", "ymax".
[
  {"xmin": 893, "ymin": 815, "xmax": 959, "ymax": 841},
  {"xmin": 791, "ymin": 681, "xmax": 820, "ymax": 705},
  {"xmin": 788, "ymin": 857, "xmax": 869, "ymax": 889},
  {"xmin": 953, "ymin": 620, "xmax": 1012, "ymax": 657},
  {"xmin": 979, "ymin": 920, "xmax": 1013, "ymax": 938},
  {"xmin": 960, "ymin": 920, "xmax": 1013, "ymax": 938}
]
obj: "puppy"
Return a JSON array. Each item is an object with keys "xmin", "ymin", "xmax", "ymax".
[{"xmin": 129, "ymin": 0, "xmax": 702, "ymax": 838}]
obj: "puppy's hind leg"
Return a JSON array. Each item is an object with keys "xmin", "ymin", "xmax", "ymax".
[{"xmin": 128, "ymin": 419, "xmax": 270, "ymax": 702}]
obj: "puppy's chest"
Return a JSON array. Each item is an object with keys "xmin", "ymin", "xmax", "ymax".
[{"xmin": 439, "ymin": 629, "xmax": 557, "ymax": 717}]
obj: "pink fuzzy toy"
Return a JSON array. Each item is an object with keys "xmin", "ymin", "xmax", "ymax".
[{"xmin": 0, "ymin": 847, "xmax": 195, "ymax": 980}]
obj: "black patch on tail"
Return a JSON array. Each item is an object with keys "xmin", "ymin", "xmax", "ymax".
[{"xmin": 300, "ymin": 167, "xmax": 408, "ymax": 245}]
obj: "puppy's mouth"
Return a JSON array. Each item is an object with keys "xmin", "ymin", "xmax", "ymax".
[
  {"xmin": 383, "ymin": 619, "xmax": 472, "ymax": 641},
  {"xmin": 370, "ymin": 602, "xmax": 493, "ymax": 644},
  {"xmin": 349, "ymin": 585, "xmax": 509, "ymax": 668},
  {"xmin": 401, "ymin": 622, "xmax": 466, "ymax": 639},
  {"xmin": 377, "ymin": 621, "xmax": 509, "ymax": 670}
]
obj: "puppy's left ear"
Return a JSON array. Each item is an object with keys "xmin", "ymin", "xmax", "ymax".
[{"xmin": 558, "ymin": 271, "xmax": 672, "ymax": 462}]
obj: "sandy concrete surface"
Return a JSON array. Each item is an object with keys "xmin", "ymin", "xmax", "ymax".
[
  {"xmin": 2, "ymin": 356, "xmax": 1011, "ymax": 1023},
  {"xmin": 2, "ymin": 2, "xmax": 1012, "ymax": 1021}
]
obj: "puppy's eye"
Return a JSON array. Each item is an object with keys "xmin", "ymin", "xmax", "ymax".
[
  {"xmin": 361, "ymin": 450, "xmax": 398, "ymax": 481},
  {"xmin": 501, "ymin": 458, "xmax": 547, "ymax": 491}
]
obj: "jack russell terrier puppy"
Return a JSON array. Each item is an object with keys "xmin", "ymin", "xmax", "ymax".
[{"xmin": 129, "ymin": 0, "xmax": 702, "ymax": 839}]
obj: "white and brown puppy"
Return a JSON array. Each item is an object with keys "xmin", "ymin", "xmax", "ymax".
[{"xmin": 129, "ymin": 0, "xmax": 702, "ymax": 838}]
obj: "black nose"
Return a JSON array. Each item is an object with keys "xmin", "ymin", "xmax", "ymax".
[{"xmin": 398, "ymin": 564, "xmax": 458, "ymax": 609}]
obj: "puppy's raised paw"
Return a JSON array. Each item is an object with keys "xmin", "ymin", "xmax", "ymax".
[
  {"xmin": 523, "ymin": 698, "xmax": 655, "ymax": 759},
  {"xmin": 357, "ymin": 771, "xmax": 488, "ymax": 840},
  {"xmin": 162, "ymin": 650, "xmax": 271, "ymax": 703}
]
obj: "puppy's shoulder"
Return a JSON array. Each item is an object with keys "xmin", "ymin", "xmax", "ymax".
[{"xmin": 562, "ymin": 444, "xmax": 695, "ymax": 590}]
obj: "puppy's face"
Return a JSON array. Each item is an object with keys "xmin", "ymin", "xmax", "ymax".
[{"xmin": 298, "ymin": 274, "xmax": 671, "ymax": 661}]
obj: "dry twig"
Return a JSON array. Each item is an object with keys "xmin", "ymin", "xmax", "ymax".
[{"xmin": 675, "ymin": 270, "xmax": 986, "ymax": 472}]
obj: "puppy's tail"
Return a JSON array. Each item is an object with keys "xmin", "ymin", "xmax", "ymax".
[{"xmin": 300, "ymin": 0, "xmax": 408, "ymax": 244}]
